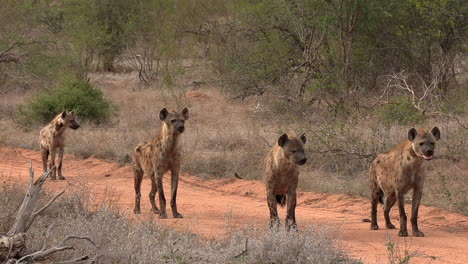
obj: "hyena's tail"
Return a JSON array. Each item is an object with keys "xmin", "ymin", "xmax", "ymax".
[
  {"xmin": 362, "ymin": 191, "xmax": 384, "ymax": 223},
  {"xmin": 369, "ymin": 162, "xmax": 384, "ymax": 205},
  {"xmin": 276, "ymin": 195, "xmax": 286, "ymax": 207}
]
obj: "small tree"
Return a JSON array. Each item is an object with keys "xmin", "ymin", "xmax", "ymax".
[{"xmin": 17, "ymin": 79, "xmax": 115, "ymax": 125}]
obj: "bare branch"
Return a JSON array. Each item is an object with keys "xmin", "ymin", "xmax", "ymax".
[
  {"xmin": 310, "ymin": 148, "xmax": 376, "ymax": 159},
  {"xmin": 27, "ymin": 190, "xmax": 65, "ymax": 231},
  {"xmin": 16, "ymin": 227, "xmax": 95, "ymax": 263},
  {"xmin": 0, "ymin": 41, "xmax": 53, "ymax": 65},
  {"xmin": 58, "ymin": 235, "xmax": 96, "ymax": 248},
  {"xmin": 8, "ymin": 164, "xmax": 54, "ymax": 236},
  {"xmin": 41, "ymin": 225, "xmax": 54, "ymax": 252},
  {"xmin": 234, "ymin": 172, "xmax": 243, "ymax": 180},
  {"xmin": 27, "ymin": 161, "xmax": 34, "ymax": 194},
  {"xmin": 233, "ymin": 238, "xmax": 248, "ymax": 259},
  {"xmin": 257, "ymin": 136, "xmax": 272, "ymax": 148}
]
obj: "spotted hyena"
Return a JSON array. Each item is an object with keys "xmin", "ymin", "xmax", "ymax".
[
  {"xmin": 264, "ymin": 133, "xmax": 307, "ymax": 230},
  {"xmin": 133, "ymin": 107, "xmax": 189, "ymax": 219},
  {"xmin": 369, "ymin": 127, "xmax": 440, "ymax": 237},
  {"xmin": 40, "ymin": 111, "xmax": 80, "ymax": 180}
]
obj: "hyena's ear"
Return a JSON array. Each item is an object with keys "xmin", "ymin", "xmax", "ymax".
[
  {"xmin": 278, "ymin": 134, "xmax": 288, "ymax": 147},
  {"xmin": 61, "ymin": 111, "xmax": 67, "ymax": 118},
  {"xmin": 408, "ymin": 128, "xmax": 417, "ymax": 142},
  {"xmin": 181, "ymin": 107, "xmax": 189, "ymax": 120},
  {"xmin": 299, "ymin": 133, "xmax": 306, "ymax": 145},
  {"xmin": 70, "ymin": 110, "xmax": 75, "ymax": 116},
  {"xmin": 431, "ymin": 127, "xmax": 441, "ymax": 141},
  {"xmin": 159, "ymin": 108, "xmax": 169, "ymax": 121}
]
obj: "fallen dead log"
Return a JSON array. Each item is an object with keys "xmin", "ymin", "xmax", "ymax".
[{"xmin": 0, "ymin": 162, "xmax": 96, "ymax": 263}]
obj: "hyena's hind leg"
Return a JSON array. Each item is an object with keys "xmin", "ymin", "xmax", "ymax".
[
  {"xmin": 384, "ymin": 194, "xmax": 397, "ymax": 229},
  {"xmin": 133, "ymin": 165, "xmax": 144, "ymax": 214},
  {"xmin": 57, "ymin": 147, "xmax": 65, "ymax": 180},
  {"xmin": 41, "ymin": 147, "xmax": 49, "ymax": 173},
  {"xmin": 49, "ymin": 150, "xmax": 57, "ymax": 180},
  {"xmin": 149, "ymin": 173, "xmax": 160, "ymax": 214},
  {"xmin": 370, "ymin": 188, "xmax": 383, "ymax": 230},
  {"xmin": 369, "ymin": 163, "xmax": 382, "ymax": 230}
]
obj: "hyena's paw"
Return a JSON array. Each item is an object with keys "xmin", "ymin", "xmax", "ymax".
[
  {"xmin": 173, "ymin": 212, "xmax": 183, "ymax": 218},
  {"xmin": 159, "ymin": 212, "xmax": 168, "ymax": 219},
  {"xmin": 398, "ymin": 230, "xmax": 409, "ymax": 237}
]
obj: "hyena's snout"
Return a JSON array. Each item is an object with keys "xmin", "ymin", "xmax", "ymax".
[
  {"xmin": 294, "ymin": 152, "xmax": 307, "ymax": 165},
  {"xmin": 177, "ymin": 125, "xmax": 184, "ymax": 133},
  {"xmin": 71, "ymin": 123, "xmax": 80, "ymax": 129},
  {"xmin": 174, "ymin": 122, "xmax": 185, "ymax": 133},
  {"xmin": 422, "ymin": 148, "xmax": 434, "ymax": 160}
]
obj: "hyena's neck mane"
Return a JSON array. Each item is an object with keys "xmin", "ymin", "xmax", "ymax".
[
  {"xmin": 153, "ymin": 122, "xmax": 180, "ymax": 153},
  {"xmin": 273, "ymin": 146, "xmax": 295, "ymax": 170},
  {"xmin": 394, "ymin": 140, "xmax": 424, "ymax": 167},
  {"xmin": 51, "ymin": 114, "xmax": 66, "ymax": 136}
]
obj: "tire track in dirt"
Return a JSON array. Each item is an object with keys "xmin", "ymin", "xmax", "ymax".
[{"xmin": 0, "ymin": 147, "xmax": 467, "ymax": 264}]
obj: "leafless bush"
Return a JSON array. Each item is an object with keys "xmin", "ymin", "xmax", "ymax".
[
  {"xmin": 385, "ymin": 232, "xmax": 422, "ymax": 264},
  {"xmin": 123, "ymin": 39, "xmax": 156, "ymax": 84},
  {"xmin": 378, "ymin": 71, "xmax": 468, "ymax": 129}
]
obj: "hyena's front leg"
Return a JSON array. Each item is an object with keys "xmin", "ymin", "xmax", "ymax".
[
  {"xmin": 57, "ymin": 147, "xmax": 65, "ymax": 180},
  {"xmin": 267, "ymin": 188, "xmax": 280, "ymax": 229},
  {"xmin": 396, "ymin": 190, "xmax": 408, "ymax": 237},
  {"xmin": 411, "ymin": 184, "xmax": 424, "ymax": 237},
  {"xmin": 170, "ymin": 167, "xmax": 183, "ymax": 218},
  {"xmin": 49, "ymin": 150, "xmax": 57, "ymax": 180},
  {"xmin": 286, "ymin": 188, "xmax": 297, "ymax": 230}
]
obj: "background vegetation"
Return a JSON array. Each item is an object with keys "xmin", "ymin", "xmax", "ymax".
[{"xmin": 0, "ymin": 0, "xmax": 466, "ymax": 214}]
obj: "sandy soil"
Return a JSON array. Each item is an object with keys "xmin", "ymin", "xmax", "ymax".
[{"xmin": 0, "ymin": 146, "xmax": 467, "ymax": 264}]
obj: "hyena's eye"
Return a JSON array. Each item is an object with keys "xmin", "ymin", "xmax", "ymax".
[
  {"xmin": 291, "ymin": 150, "xmax": 297, "ymax": 153},
  {"xmin": 430, "ymin": 142, "xmax": 435, "ymax": 146},
  {"xmin": 170, "ymin": 119, "xmax": 176, "ymax": 123},
  {"xmin": 419, "ymin": 142, "xmax": 424, "ymax": 146}
]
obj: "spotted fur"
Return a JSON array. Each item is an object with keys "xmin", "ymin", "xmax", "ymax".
[
  {"xmin": 40, "ymin": 111, "xmax": 80, "ymax": 180},
  {"xmin": 264, "ymin": 133, "xmax": 307, "ymax": 230},
  {"xmin": 369, "ymin": 127, "xmax": 440, "ymax": 237},
  {"xmin": 133, "ymin": 107, "xmax": 189, "ymax": 219}
]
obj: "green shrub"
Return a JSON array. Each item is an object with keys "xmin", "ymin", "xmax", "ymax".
[
  {"xmin": 380, "ymin": 96, "xmax": 426, "ymax": 125},
  {"xmin": 17, "ymin": 80, "xmax": 114, "ymax": 125}
]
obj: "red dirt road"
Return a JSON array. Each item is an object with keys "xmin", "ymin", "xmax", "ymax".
[{"xmin": 1, "ymin": 146, "xmax": 467, "ymax": 264}]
